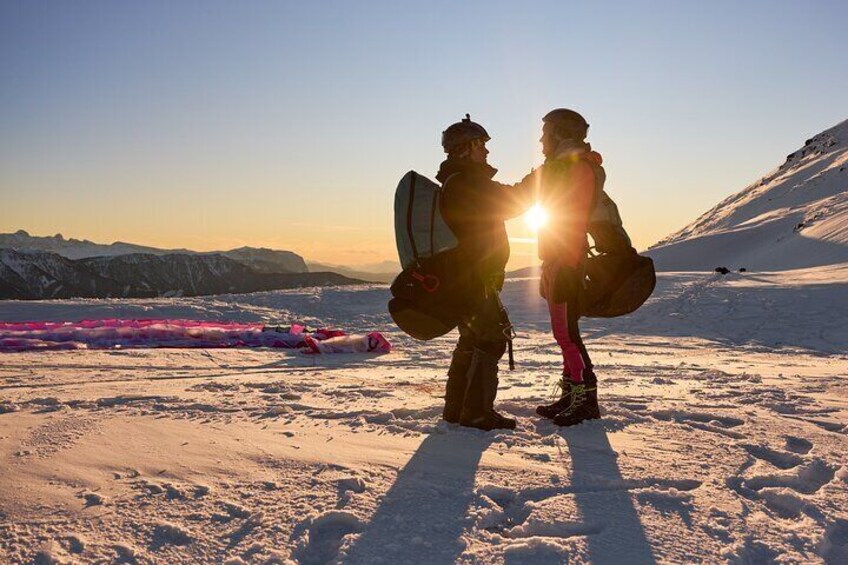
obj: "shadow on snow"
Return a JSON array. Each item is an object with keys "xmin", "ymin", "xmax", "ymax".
[{"xmin": 343, "ymin": 430, "xmax": 491, "ymax": 564}]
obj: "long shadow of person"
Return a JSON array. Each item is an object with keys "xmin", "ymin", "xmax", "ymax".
[
  {"xmin": 561, "ymin": 422, "xmax": 656, "ymax": 564},
  {"xmin": 341, "ymin": 428, "xmax": 493, "ymax": 565}
]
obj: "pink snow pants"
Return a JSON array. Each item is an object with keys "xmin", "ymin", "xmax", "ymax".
[{"xmin": 541, "ymin": 265, "xmax": 592, "ymax": 383}]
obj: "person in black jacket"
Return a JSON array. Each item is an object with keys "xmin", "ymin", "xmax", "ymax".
[{"xmin": 437, "ymin": 115, "xmax": 534, "ymax": 430}]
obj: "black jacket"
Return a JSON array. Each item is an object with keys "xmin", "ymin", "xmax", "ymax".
[{"xmin": 437, "ymin": 158, "xmax": 533, "ymax": 284}]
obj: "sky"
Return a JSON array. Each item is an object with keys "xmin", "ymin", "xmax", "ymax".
[{"xmin": 1, "ymin": 0, "xmax": 846, "ymax": 270}]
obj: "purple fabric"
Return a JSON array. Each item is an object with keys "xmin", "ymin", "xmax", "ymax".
[{"xmin": 0, "ymin": 319, "xmax": 392, "ymax": 354}]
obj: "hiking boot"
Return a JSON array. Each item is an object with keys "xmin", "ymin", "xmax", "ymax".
[
  {"xmin": 536, "ymin": 374, "xmax": 571, "ymax": 419},
  {"xmin": 461, "ymin": 409, "xmax": 517, "ymax": 431},
  {"xmin": 459, "ymin": 348, "xmax": 517, "ymax": 431},
  {"xmin": 536, "ymin": 369, "xmax": 596, "ymax": 419},
  {"xmin": 443, "ymin": 349, "xmax": 474, "ymax": 423},
  {"xmin": 552, "ymin": 378, "xmax": 600, "ymax": 427}
]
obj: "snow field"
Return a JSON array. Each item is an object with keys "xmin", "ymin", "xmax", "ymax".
[{"xmin": 0, "ymin": 271, "xmax": 846, "ymax": 564}]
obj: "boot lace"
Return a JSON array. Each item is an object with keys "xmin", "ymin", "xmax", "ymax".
[
  {"xmin": 550, "ymin": 375, "xmax": 570, "ymax": 400},
  {"xmin": 557, "ymin": 383, "xmax": 588, "ymax": 417}
]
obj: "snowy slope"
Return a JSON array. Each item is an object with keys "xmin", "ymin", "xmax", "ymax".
[
  {"xmin": 647, "ymin": 119, "xmax": 848, "ymax": 271},
  {"xmin": 1, "ymin": 271, "xmax": 847, "ymax": 563},
  {"xmin": 0, "ymin": 249, "xmax": 129, "ymax": 299}
]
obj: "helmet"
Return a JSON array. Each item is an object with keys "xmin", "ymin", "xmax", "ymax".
[
  {"xmin": 542, "ymin": 108, "xmax": 589, "ymax": 141},
  {"xmin": 441, "ymin": 114, "xmax": 490, "ymax": 154}
]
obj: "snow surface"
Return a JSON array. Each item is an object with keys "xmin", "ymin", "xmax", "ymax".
[
  {"xmin": 1, "ymin": 268, "xmax": 846, "ymax": 563},
  {"xmin": 648, "ymin": 119, "xmax": 848, "ymax": 271}
]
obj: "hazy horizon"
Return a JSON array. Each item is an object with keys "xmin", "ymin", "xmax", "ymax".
[{"xmin": 2, "ymin": 1, "xmax": 847, "ymax": 269}]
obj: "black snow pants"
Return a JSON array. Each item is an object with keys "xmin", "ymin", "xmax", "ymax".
[{"xmin": 442, "ymin": 282, "xmax": 512, "ymax": 422}]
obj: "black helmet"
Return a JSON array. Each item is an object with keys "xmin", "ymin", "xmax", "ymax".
[
  {"xmin": 441, "ymin": 114, "xmax": 490, "ymax": 154},
  {"xmin": 542, "ymin": 108, "xmax": 589, "ymax": 141}
]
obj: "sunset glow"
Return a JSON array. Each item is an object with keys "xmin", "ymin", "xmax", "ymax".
[
  {"xmin": 525, "ymin": 204, "xmax": 549, "ymax": 233},
  {"xmin": 1, "ymin": 2, "xmax": 844, "ymax": 271}
]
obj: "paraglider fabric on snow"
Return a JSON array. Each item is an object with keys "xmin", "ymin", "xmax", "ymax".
[{"xmin": 0, "ymin": 319, "xmax": 391, "ymax": 354}]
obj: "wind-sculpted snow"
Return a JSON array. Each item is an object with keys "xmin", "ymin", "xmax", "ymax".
[
  {"xmin": 0, "ymin": 271, "xmax": 846, "ymax": 563},
  {"xmin": 648, "ymin": 118, "xmax": 848, "ymax": 271}
]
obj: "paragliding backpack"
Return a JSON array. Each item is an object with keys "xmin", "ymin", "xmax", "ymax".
[
  {"xmin": 578, "ymin": 162, "xmax": 656, "ymax": 318},
  {"xmin": 388, "ymin": 171, "xmax": 471, "ymax": 340}
]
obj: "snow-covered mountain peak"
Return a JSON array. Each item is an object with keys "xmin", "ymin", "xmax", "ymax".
[
  {"xmin": 783, "ymin": 118, "xmax": 847, "ymax": 167},
  {"xmin": 648, "ymin": 118, "xmax": 848, "ymax": 271}
]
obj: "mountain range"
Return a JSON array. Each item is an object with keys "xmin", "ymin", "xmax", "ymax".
[
  {"xmin": 0, "ymin": 248, "xmax": 363, "ymax": 300},
  {"xmin": 0, "ymin": 231, "xmax": 309, "ymax": 273},
  {"xmin": 0, "ymin": 233, "xmax": 378, "ymax": 299}
]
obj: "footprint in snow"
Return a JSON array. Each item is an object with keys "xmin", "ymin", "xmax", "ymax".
[
  {"xmin": 741, "ymin": 443, "xmax": 804, "ymax": 470},
  {"xmin": 150, "ymin": 521, "xmax": 193, "ymax": 549},
  {"xmin": 729, "ymin": 457, "xmax": 838, "ymax": 518},
  {"xmin": 743, "ymin": 458, "xmax": 836, "ymax": 495},
  {"xmin": 784, "ymin": 435, "xmax": 813, "ymax": 454},
  {"xmin": 651, "ymin": 409, "xmax": 745, "ymax": 429},
  {"xmin": 292, "ymin": 511, "xmax": 364, "ymax": 565},
  {"xmin": 821, "ymin": 518, "xmax": 848, "ymax": 564}
]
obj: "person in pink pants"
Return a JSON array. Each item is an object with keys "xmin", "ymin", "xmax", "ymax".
[{"xmin": 533, "ymin": 109, "xmax": 605, "ymax": 427}]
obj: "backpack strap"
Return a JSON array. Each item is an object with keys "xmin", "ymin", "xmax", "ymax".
[
  {"xmin": 406, "ymin": 172, "xmax": 420, "ymax": 262},
  {"xmin": 440, "ymin": 172, "xmax": 461, "ymax": 190},
  {"xmin": 433, "ymin": 172, "xmax": 461, "ymax": 256}
]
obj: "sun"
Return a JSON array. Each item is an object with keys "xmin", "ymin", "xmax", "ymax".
[{"xmin": 525, "ymin": 204, "xmax": 549, "ymax": 233}]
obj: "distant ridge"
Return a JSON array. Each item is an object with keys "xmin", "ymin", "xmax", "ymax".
[
  {"xmin": 0, "ymin": 230, "xmax": 308, "ymax": 274},
  {"xmin": 647, "ymin": 118, "xmax": 848, "ymax": 271},
  {"xmin": 0, "ymin": 248, "xmax": 363, "ymax": 300},
  {"xmin": 307, "ymin": 261, "xmax": 396, "ymax": 283}
]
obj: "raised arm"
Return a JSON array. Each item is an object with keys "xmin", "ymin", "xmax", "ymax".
[{"xmin": 487, "ymin": 167, "xmax": 541, "ymax": 220}]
